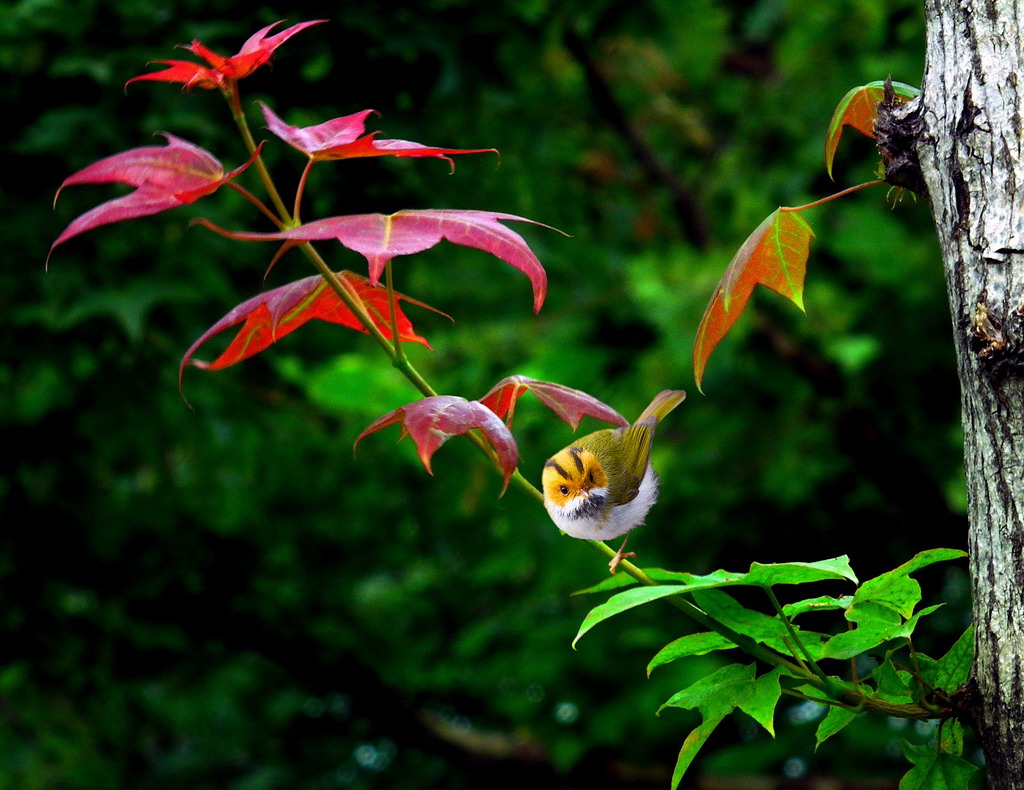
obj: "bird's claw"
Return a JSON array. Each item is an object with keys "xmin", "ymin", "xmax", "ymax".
[{"xmin": 609, "ymin": 550, "xmax": 637, "ymax": 575}]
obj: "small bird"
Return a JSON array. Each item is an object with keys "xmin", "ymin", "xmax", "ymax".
[{"xmin": 541, "ymin": 389, "xmax": 685, "ymax": 573}]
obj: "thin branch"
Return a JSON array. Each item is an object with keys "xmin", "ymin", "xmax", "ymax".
[
  {"xmin": 781, "ymin": 180, "xmax": 886, "ymax": 213},
  {"xmin": 225, "ymin": 182, "xmax": 284, "ymax": 227},
  {"xmin": 385, "ymin": 259, "xmax": 404, "ymax": 359},
  {"xmin": 222, "ymin": 81, "xmax": 292, "ymax": 222},
  {"xmin": 765, "ymin": 585, "xmax": 828, "ymax": 681}
]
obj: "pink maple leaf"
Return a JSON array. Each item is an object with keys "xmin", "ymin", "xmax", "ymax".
[
  {"xmin": 260, "ymin": 103, "xmax": 496, "ymax": 169},
  {"xmin": 355, "ymin": 396, "xmax": 519, "ymax": 493},
  {"xmin": 49, "ymin": 134, "xmax": 259, "ymax": 262},
  {"xmin": 195, "ymin": 209, "xmax": 555, "ymax": 313}
]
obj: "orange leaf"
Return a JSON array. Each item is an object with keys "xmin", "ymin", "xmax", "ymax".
[
  {"xmin": 179, "ymin": 271, "xmax": 448, "ymax": 389},
  {"xmin": 824, "ymin": 80, "xmax": 920, "ymax": 179},
  {"xmin": 693, "ymin": 209, "xmax": 814, "ymax": 391},
  {"xmin": 355, "ymin": 396, "xmax": 519, "ymax": 493}
]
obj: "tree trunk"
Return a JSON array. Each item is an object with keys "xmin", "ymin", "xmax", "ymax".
[{"xmin": 915, "ymin": 1, "xmax": 1024, "ymax": 786}]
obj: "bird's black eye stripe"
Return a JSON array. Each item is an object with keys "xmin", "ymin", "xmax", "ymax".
[{"xmin": 544, "ymin": 459, "xmax": 568, "ymax": 478}]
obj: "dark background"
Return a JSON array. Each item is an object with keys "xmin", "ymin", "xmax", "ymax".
[{"xmin": 2, "ymin": 0, "xmax": 971, "ymax": 787}]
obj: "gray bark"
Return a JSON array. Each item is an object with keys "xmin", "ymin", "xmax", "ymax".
[{"xmin": 915, "ymin": 1, "xmax": 1024, "ymax": 786}]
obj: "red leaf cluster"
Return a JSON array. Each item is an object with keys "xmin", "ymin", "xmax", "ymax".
[
  {"xmin": 126, "ymin": 20, "xmax": 326, "ymax": 90},
  {"xmin": 355, "ymin": 378, "xmax": 628, "ymax": 495}
]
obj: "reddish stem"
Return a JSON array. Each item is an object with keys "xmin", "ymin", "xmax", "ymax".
[
  {"xmin": 781, "ymin": 179, "xmax": 886, "ymax": 213},
  {"xmin": 293, "ymin": 158, "xmax": 316, "ymax": 222}
]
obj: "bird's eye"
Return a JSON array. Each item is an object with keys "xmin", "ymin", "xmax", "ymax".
[
  {"xmin": 559, "ymin": 485, "xmax": 569, "ymax": 496},
  {"xmin": 588, "ymin": 471, "xmax": 595, "ymax": 484}
]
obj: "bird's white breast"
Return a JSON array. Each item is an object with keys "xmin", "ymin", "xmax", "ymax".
[{"xmin": 546, "ymin": 465, "xmax": 659, "ymax": 540}]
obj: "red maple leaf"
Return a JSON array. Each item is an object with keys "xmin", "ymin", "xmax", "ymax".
[
  {"xmin": 195, "ymin": 209, "xmax": 554, "ymax": 313},
  {"xmin": 355, "ymin": 396, "xmax": 519, "ymax": 493},
  {"xmin": 479, "ymin": 376, "xmax": 628, "ymax": 430},
  {"xmin": 49, "ymin": 134, "xmax": 260, "ymax": 262},
  {"xmin": 260, "ymin": 103, "xmax": 497, "ymax": 169},
  {"xmin": 126, "ymin": 20, "xmax": 326, "ymax": 90},
  {"xmin": 179, "ymin": 271, "xmax": 448, "ymax": 391}
]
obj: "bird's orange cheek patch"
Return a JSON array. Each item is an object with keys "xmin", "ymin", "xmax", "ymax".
[
  {"xmin": 585, "ymin": 460, "xmax": 609, "ymax": 490},
  {"xmin": 541, "ymin": 461, "xmax": 576, "ymax": 507}
]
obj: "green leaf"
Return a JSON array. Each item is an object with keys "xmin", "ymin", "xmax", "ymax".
[
  {"xmin": 662, "ymin": 663, "xmax": 786, "ymax": 788},
  {"xmin": 900, "ymin": 741, "xmax": 977, "ymax": 790},
  {"xmin": 643, "ymin": 568, "xmax": 748, "ymax": 587},
  {"xmin": 660, "ymin": 662, "xmax": 755, "ymax": 717},
  {"xmin": 854, "ymin": 571, "xmax": 922, "ymax": 619},
  {"xmin": 895, "ymin": 548, "xmax": 967, "ymax": 576},
  {"xmin": 815, "ymin": 705, "xmax": 859, "ymax": 749},
  {"xmin": 572, "ymin": 567, "xmax": 712, "ymax": 596},
  {"xmin": 939, "ymin": 720, "xmax": 966, "ymax": 757},
  {"xmin": 648, "ymin": 632, "xmax": 735, "ymax": 675},
  {"xmin": 933, "ymin": 624, "xmax": 974, "ymax": 692},
  {"xmin": 585, "ymin": 556, "xmax": 856, "ymax": 596},
  {"xmin": 572, "ymin": 573, "xmax": 640, "ymax": 596},
  {"xmin": 743, "ymin": 557, "xmax": 858, "ymax": 586},
  {"xmin": 823, "ymin": 604, "xmax": 943, "ymax": 660},
  {"xmin": 739, "ymin": 667, "xmax": 785, "ymax": 737},
  {"xmin": 848, "ymin": 600, "xmax": 903, "ymax": 627},
  {"xmin": 691, "ymin": 589, "xmax": 790, "ymax": 643},
  {"xmin": 852, "ymin": 549, "xmax": 965, "ymax": 619},
  {"xmin": 873, "ymin": 656, "xmax": 914, "ymax": 703},
  {"xmin": 672, "ymin": 715, "xmax": 727, "ymax": 790},
  {"xmin": 691, "ymin": 588, "xmax": 828, "ymax": 659},
  {"xmin": 572, "ymin": 586, "xmax": 688, "ymax": 648},
  {"xmin": 784, "ymin": 595, "xmax": 854, "ymax": 619}
]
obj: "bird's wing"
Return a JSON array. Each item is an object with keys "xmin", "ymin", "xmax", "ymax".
[{"xmin": 609, "ymin": 417, "xmax": 656, "ymax": 503}]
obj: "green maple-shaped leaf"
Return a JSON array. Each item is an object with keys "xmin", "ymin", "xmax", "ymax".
[
  {"xmin": 900, "ymin": 741, "xmax": 977, "ymax": 790},
  {"xmin": 693, "ymin": 208, "xmax": 814, "ymax": 390},
  {"xmin": 660, "ymin": 664, "xmax": 784, "ymax": 789}
]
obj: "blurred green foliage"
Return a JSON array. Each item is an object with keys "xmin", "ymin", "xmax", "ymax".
[{"xmin": 2, "ymin": 0, "xmax": 971, "ymax": 787}]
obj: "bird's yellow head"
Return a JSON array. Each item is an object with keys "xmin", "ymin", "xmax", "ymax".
[{"xmin": 542, "ymin": 445, "xmax": 610, "ymax": 510}]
